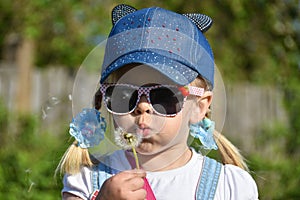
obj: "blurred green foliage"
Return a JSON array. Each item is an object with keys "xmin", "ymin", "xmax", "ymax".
[
  {"xmin": 0, "ymin": 100, "xmax": 70, "ymax": 199},
  {"xmin": 0, "ymin": 0, "xmax": 299, "ymax": 199},
  {"xmin": 249, "ymin": 120, "xmax": 300, "ymax": 200}
]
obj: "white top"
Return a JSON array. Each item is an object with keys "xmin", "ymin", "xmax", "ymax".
[{"xmin": 62, "ymin": 150, "xmax": 259, "ymax": 200}]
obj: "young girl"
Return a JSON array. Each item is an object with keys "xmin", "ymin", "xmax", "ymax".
[{"xmin": 58, "ymin": 4, "xmax": 259, "ymax": 200}]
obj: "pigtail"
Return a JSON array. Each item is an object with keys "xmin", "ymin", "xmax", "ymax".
[
  {"xmin": 56, "ymin": 87, "xmax": 105, "ymax": 176},
  {"xmin": 213, "ymin": 131, "xmax": 249, "ymax": 171},
  {"xmin": 192, "ymin": 76, "xmax": 249, "ymax": 171},
  {"xmin": 56, "ymin": 141, "xmax": 93, "ymax": 175}
]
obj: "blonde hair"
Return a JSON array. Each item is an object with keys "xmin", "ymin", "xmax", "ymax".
[
  {"xmin": 56, "ymin": 89, "xmax": 103, "ymax": 176},
  {"xmin": 56, "ymin": 141, "xmax": 93, "ymax": 175},
  {"xmin": 214, "ymin": 131, "xmax": 249, "ymax": 171},
  {"xmin": 191, "ymin": 76, "xmax": 249, "ymax": 171},
  {"xmin": 57, "ymin": 74, "xmax": 249, "ymax": 175}
]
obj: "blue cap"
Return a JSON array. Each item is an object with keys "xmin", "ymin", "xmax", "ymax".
[{"xmin": 101, "ymin": 5, "xmax": 214, "ymax": 87}]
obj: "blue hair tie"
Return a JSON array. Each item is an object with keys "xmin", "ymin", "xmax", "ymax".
[
  {"xmin": 69, "ymin": 108, "xmax": 106, "ymax": 148},
  {"xmin": 189, "ymin": 118, "xmax": 218, "ymax": 150}
]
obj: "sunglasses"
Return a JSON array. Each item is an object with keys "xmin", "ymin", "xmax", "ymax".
[{"xmin": 100, "ymin": 84, "xmax": 204, "ymax": 116}]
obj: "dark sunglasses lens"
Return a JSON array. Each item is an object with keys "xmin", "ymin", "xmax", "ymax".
[
  {"xmin": 105, "ymin": 86, "xmax": 137, "ymax": 114},
  {"xmin": 150, "ymin": 87, "xmax": 184, "ymax": 115}
]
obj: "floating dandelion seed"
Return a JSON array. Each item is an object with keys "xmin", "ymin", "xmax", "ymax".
[
  {"xmin": 41, "ymin": 96, "xmax": 61, "ymax": 119},
  {"xmin": 114, "ymin": 128, "xmax": 141, "ymax": 169},
  {"xmin": 27, "ymin": 181, "xmax": 35, "ymax": 193}
]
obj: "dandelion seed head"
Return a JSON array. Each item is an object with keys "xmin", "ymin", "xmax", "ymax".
[{"xmin": 114, "ymin": 127, "xmax": 142, "ymax": 149}]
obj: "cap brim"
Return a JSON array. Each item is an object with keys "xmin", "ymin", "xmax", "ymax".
[{"xmin": 100, "ymin": 51, "xmax": 198, "ymax": 85}]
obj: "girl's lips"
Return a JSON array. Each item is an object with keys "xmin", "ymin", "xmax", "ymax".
[{"xmin": 136, "ymin": 127, "xmax": 152, "ymax": 138}]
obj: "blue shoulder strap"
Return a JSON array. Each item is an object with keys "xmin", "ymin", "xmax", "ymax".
[
  {"xmin": 92, "ymin": 162, "xmax": 120, "ymax": 192},
  {"xmin": 196, "ymin": 157, "xmax": 222, "ymax": 200}
]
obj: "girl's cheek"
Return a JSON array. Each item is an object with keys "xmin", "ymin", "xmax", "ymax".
[
  {"xmin": 113, "ymin": 115, "xmax": 135, "ymax": 130},
  {"xmin": 150, "ymin": 116, "xmax": 168, "ymax": 132}
]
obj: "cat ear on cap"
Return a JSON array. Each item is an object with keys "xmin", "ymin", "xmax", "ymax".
[
  {"xmin": 182, "ymin": 13, "xmax": 213, "ymax": 33},
  {"xmin": 111, "ymin": 4, "xmax": 213, "ymax": 33},
  {"xmin": 111, "ymin": 4, "xmax": 137, "ymax": 25}
]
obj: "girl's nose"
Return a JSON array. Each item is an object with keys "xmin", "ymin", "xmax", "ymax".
[{"xmin": 133, "ymin": 95, "xmax": 153, "ymax": 115}]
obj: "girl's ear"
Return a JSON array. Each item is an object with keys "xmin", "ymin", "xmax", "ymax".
[{"xmin": 189, "ymin": 91, "xmax": 213, "ymax": 124}]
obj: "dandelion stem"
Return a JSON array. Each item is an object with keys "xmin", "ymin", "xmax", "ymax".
[
  {"xmin": 124, "ymin": 133, "xmax": 140, "ymax": 169},
  {"xmin": 131, "ymin": 145, "xmax": 140, "ymax": 169}
]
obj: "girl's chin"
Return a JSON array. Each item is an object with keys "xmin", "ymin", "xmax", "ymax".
[
  {"xmin": 136, "ymin": 140, "xmax": 157, "ymax": 154},
  {"xmin": 136, "ymin": 140, "xmax": 167, "ymax": 155}
]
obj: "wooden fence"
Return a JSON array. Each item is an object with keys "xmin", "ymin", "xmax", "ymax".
[{"xmin": 0, "ymin": 63, "xmax": 287, "ymax": 152}]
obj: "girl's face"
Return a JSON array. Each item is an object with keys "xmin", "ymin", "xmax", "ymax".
[{"xmin": 108, "ymin": 64, "xmax": 198, "ymax": 155}]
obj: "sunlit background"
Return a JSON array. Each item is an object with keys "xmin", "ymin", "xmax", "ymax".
[{"xmin": 0, "ymin": 0, "xmax": 299, "ymax": 199}]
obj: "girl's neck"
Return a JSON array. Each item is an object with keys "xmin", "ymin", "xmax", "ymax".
[{"xmin": 126, "ymin": 145, "xmax": 193, "ymax": 172}]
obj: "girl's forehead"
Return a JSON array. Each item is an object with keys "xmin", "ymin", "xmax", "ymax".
[{"xmin": 113, "ymin": 64, "xmax": 177, "ymax": 85}]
